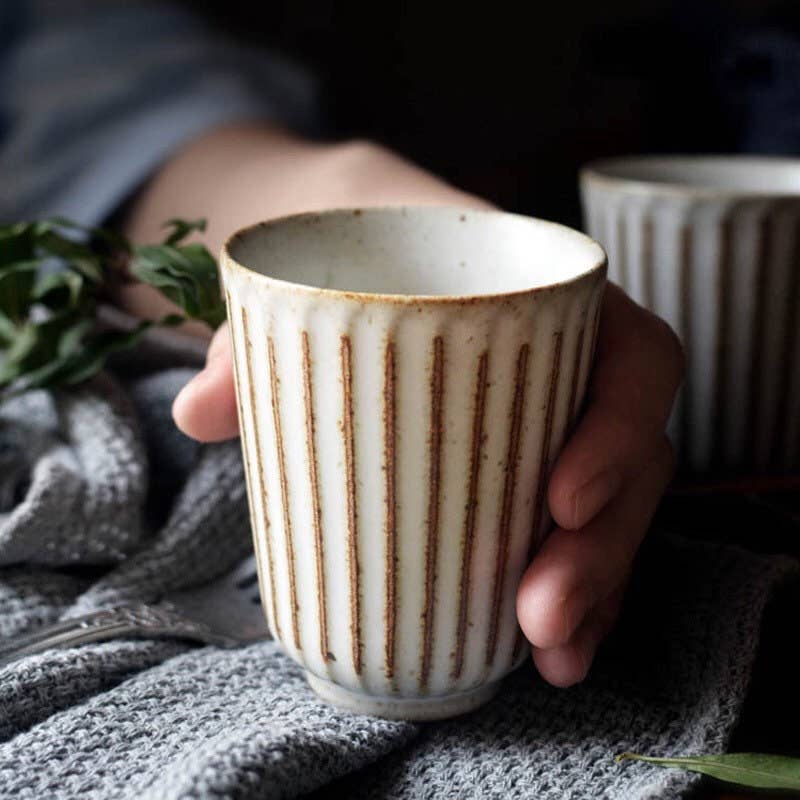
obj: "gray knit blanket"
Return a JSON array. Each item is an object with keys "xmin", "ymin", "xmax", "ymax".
[{"xmin": 0, "ymin": 334, "xmax": 796, "ymax": 800}]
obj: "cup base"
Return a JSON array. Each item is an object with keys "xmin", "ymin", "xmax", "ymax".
[{"xmin": 305, "ymin": 672, "xmax": 502, "ymax": 720}]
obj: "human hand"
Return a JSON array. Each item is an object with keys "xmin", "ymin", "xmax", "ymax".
[
  {"xmin": 128, "ymin": 125, "xmax": 683, "ymax": 688},
  {"xmin": 177, "ymin": 286, "xmax": 682, "ymax": 689},
  {"xmin": 516, "ymin": 283, "xmax": 683, "ymax": 686},
  {"xmin": 120, "ymin": 125, "xmax": 488, "ymax": 327}
]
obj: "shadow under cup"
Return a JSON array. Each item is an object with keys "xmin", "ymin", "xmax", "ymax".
[
  {"xmin": 221, "ymin": 207, "xmax": 606, "ymax": 720},
  {"xmin": 581, "ymin": 156, "xmax": 800, "ymax": 478}
]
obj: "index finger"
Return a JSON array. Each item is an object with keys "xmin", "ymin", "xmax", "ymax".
[{"xmin": 547, "ymin": 284, "xmax": 684, "ymax": 530}]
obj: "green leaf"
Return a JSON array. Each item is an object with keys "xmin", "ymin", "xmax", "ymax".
[
  {"xmin": 1, "ymin": 214, "xmax": 225, "ymax": 393},
  {"xmin": 130, "ymin": 239, "xmax": 225, "ymax": 329},
  {"xmin": 58, "ymin": 323, "xmax": 152, "ymax": 386},
  {"xmin": 0, "ymin": 311, "xmax": 17, "ymax": 346},
  {"xmin": 0, "ymin": 322, "xmax": 40, "ymax": 383},
  {"xmin": 0, "ymin": 259, "xmax": 41, "ymax": 322},
  {"xmin": 33, "ymin": 269, "xmax": 86, "ymax": 310},
  {"xmin": 35, "ymin": 230, "xmax": 104, "ymax": 283},
  {"xmin": 162, "ymin": 218, "xmax": 206, "ymax": 246},
  {"xmin": 0, "ymin": 310, "xmax": 87, "ymax": 385},
  {"xmin": 5, "ymin": 321, "xmax": 152, "ymax": 391},
  {"xmin": 0, "ymin": 223, "xmax": 35, "ymax": 266},
  {"xmin": 616, "ymin": 752, "xmax": 800, "ymax": 790}
]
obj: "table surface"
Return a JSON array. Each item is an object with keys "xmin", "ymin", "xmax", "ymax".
[{"xmin": 657, "ymin": 486, "xmax": 800, "ymax": 800}]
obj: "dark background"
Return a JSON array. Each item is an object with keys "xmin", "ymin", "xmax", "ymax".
[{"xmin": 185, "ymin": 0, "xmax": 800, "ymax": 228}]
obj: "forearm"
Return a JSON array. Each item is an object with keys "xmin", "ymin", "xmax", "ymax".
[{"xmin": 119, "ymin": 123, "xmax": 486, "ymax": 328}]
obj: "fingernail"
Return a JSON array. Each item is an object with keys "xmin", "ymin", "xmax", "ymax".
[
  {"xmin": 521, "ymin": 584, "xmax": 593, "ymax": 649},
  {"xmin": 532, "ymin": 640, "xmax": 594, "ymax": 688},
  {"xmin": 571, "ymin": 468, "xmax": 622, "ymax": 528}
]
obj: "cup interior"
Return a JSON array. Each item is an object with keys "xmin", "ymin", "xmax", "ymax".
[
  {"xmin": 584, "ymin": 155, "xmax": 800, "ymax": 194},
  {"xmin": 224, "ymin": 207, "xmax": 604, "ymax": 298}
]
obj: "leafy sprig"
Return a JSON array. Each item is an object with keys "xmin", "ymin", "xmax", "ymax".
[
  {"xmin": 0, "ymin": 217, "xmax": 225, "ymax": 394},
  {"xmin": 617, "ymin": 751, "xmax": 800, "ymax": 792}
]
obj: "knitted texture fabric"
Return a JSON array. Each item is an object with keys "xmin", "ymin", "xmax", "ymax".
[{"xmin": 0, "ymin": 344, "xmax": 796, "ymax": 800}]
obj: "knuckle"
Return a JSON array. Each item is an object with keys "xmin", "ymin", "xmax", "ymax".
[{"xmin": 332, "ymin": 138, "xmax": 387, "ymax": 166}]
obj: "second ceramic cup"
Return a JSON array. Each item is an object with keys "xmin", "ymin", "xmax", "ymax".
[
  {"xmin": 581, "ymin": 156, "xmax": 800, "ymax": 476},
  {"xmin": 222, "ymin": 207, "xmax": 606, "ymax": 720}
]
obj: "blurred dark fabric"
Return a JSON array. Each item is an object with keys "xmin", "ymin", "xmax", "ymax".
[{"xmin": 185, "ymin": 0, "xmax": 800, "ymax": 227}]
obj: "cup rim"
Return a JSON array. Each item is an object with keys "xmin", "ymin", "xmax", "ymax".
[
  {"xmin": 580, "ymin": 154, "xmax": 800, "ymax": 199},
  {"xmin": 220, "ymin": 206, "xmax": 607, "ymax": 305}
]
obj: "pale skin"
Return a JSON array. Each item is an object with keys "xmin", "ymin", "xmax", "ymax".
[{"xmin": 123, "ymin": 123, "xmax": 684, "ymax": 688}]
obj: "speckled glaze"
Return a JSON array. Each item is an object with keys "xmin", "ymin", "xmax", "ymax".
[
  {"xmin": 221, "ymin": 207, "xmax": 606, "ymax": 719},
  {"xmin": 581, "ymin": 156, "xmax": 800, "ymax": 476}
]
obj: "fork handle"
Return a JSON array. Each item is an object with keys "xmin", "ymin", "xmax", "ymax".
[{"xmin": 0, "ymin": 605, "xmax": 238, "ymax": 669}]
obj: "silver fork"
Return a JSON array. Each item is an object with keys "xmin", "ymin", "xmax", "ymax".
[{"xmin": 0, "ymin": 556, "xmax": 269, "ymax": 669}]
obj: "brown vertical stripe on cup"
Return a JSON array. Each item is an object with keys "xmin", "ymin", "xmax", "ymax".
[
  {"xmin": 420, "ymin": 336, "xmax": 445, "ymax": 689},
  {"xmin": 240, "ymin": 308, "xmax": 281, "ymax": 642},
  {"xmin": 340, "ymin": 335, "xmax": 362, "ymax": 676},
  {"xmin": 383, "ymin": 340, "xmax": 398, "ymax": 681},
  {"xmin": 566, "ymin": 320, "xmax": 586, "ymax": 428},
  {"xmin": 512, "ymin": 331, "xmax": 564, "ymax": 661},
  {"xmin": 486, "ymin": 343, "xmax": 530, "ymax": 668},
  {"xmin": 301, "ymin": 331, "xmax": 330, "ymax": 663},
  {"xmin": 228, "ymin": 299, "xmax": 276, "ymax": 638},
  {"xmin": 451, "ymin": 351, "xmax": 489, "ymax": 681},
  {"xmin": 267, "ymin": 336, "xmax": 301, "ymax": 650}
]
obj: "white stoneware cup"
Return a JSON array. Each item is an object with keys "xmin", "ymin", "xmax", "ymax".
[
  {"xmin": 581, "ymin": 156, "xmax": 800, "ymax": 476},
  {"xmin": 221, "ymin": 207, "xmax": 606, "ymax": 720}
]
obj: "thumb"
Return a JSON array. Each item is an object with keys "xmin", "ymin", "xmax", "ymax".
[{"xmin": 172, "ymin": 323, "xmax": 240, "ymax": 442}]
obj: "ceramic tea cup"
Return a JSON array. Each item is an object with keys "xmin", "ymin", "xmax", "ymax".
[
  {"xmin": 221, "ymin": 206, "xmax": 606, "ymax": 720},
  {"xmin": 581, "ymin": 156, "xmax": 800, "ymax": 477}
]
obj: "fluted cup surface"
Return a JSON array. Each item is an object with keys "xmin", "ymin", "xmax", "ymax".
[{"xmin": 222, "ymin": 206, "xmax": 606, "ymax": 719}]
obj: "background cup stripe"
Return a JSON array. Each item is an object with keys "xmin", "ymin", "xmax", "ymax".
[
  {"xmin": 711, "ymin": 218, "xmax": 733, "ymax": 468},
  {"xmin": 617, "ymin": 214, "xmax": 629, "ymax": 288},
  {"xmin": 642, "ymin": 217, "xmax": 655, "ymax": 310},
  {"xmin": 678, "ymin": 225, "xmax": 693, "ymax": 465},
  {"xmin": 744, "ymin": 214, "xmax": 772, "ymax": 466},
  {"xmin": 772, "ymin": 216, "xmax": 800, "ymax": 464}
]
